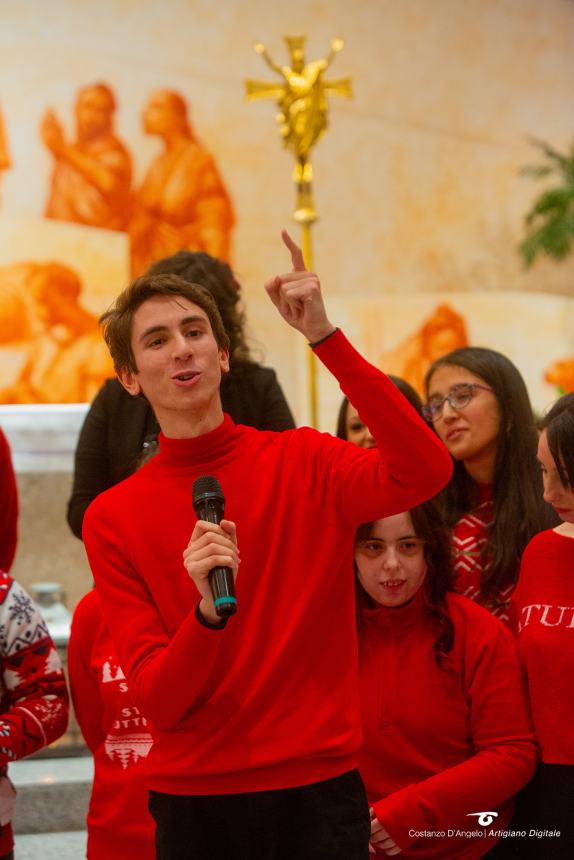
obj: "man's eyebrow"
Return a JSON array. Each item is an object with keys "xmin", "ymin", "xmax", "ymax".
[{"xmin": 139, "ymin": 315, "xmax": 207, "ymax": 343}]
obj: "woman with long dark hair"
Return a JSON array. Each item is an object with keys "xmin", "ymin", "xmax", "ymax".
[
  {"xmin": 422, "ymin": 347, "xmax": 554, "ymax": 625},
  {"xmin": 511, "ymin": 392, "xmax": 574, "ymax": 857},
  {"xmin": 354, "ymin": 502, "xmax": 537, "ymax": 858}
]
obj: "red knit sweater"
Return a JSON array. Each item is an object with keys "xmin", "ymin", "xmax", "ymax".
[
  {"xmin": 83, "ymin": 330, "xmax": 452, "ymax": 796},
  {"xmin": 512, "ymin": 528, "xmax": 574, "ymax": 765},
  {"xmin": 0, "ymin": 572, "xmax": 69, "ymax": 855},
  {"xmin": 357, "ymin": 591, "xmax": 537, "ymax": 858},
  {"xmin": 451, "ymin": 485, "xmax": 516, "ymax": 629},
  {"xmin": 68, "ymin": 590, "xmax": 155, "ymax": 860}
]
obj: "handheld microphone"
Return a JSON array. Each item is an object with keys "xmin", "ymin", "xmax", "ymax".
[{"xmin": 192, "ymin": 476, "xmax": 237, "ymax": 618}]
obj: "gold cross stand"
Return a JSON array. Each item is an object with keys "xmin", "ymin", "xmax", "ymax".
[{"xmin": 246, "ymin": 35, "xmax": 352, "ymax": 427}]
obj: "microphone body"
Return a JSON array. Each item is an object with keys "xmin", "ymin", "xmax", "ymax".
[{"xmin": 192, "ymin": 476, "xmax": 237, "ymax": 618}]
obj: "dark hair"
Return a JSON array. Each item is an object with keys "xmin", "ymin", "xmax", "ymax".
[
  {"xmin": 100, "ymin": 272, "xmax": 229, "ymax": 373},
  {"xmin": 424, "ymin": 346, "xmax": 555, "ymax": 599},
  {"xmin": 355, "ymin": 501, "xmax": 455, "ymax": 665},
  {"xmin": 148, "ymin": 251, "xmax": 250, "ymax": 364},
  {"xmin": 336, "ymin": 375, "xmax": 423, "ymax": 440},
  {"xmin": 539, "ymin": 392, "xmax": 574, "ymax": 488}
]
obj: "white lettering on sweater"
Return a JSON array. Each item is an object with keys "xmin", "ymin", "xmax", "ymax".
[{"xmin": 519, "ymin": 604, "xmax": 574, "ymax": 631}]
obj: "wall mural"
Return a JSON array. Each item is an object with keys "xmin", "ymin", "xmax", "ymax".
[
  {"xmin": 0, "ymin": 84, "xmax": 235, "ymax": 404},
  {"xmin": 379, "ymin": 304, "xmax": 469, "ymax": 395}
]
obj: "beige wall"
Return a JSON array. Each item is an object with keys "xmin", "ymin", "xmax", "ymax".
[{"xmin": 2, "ymin": 0, "xmax": 574, "ymax": 607}]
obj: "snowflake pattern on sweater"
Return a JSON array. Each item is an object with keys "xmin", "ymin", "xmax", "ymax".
[
  {"xmin": 0, "ymin": 571, "xmax": 69, "ymax": 855},
  {"xmin": 0, "ymin": 572, "xmax": 69, "ymax": 767}
]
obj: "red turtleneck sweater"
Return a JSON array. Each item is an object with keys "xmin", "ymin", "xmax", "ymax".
[
  {"xmin": 357, "ymin": 591, "xmax": 537, "ymax": 858},
  {"xmin": 83, "ymin": 330, "xmax": 452, "ymax": 796},
  {"xmin": 512, "ymin": 528, "xmax": 574, "ymax": 765}
]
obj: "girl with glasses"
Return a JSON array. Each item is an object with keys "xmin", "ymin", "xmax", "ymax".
[
  {"xmin": 510, "ymin": 393, "xmax": 574, "ymax": 857},
  {"xmin": 354, "ymin": 503, "xmax": 537, "ymax": 858},
  {"xmin": 423, "ymin": 347, "xmax": 554, "ymax": 627}
]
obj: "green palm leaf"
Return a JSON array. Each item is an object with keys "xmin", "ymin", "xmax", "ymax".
[{"xmin": 519, "ymin": 138, "xmax": 574, "ymax": 267}]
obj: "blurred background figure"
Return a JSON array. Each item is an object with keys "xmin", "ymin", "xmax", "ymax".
[
  {"xmin": 354, "ymin": 503, "xmax": 537, "ymax": 858},
  {"xmin": 67, "ymin": 250, "xmax": 294, "ymax": 539},
  {"xmin": 512, "ymin": 392, "xmax": 574, "ymax": 857},
  {"xmin": 0, "ymin": 262, "xmax": 113, "ymax": 404},
  {"xmin": 129, "ymin": 90, "xmax": 235, "ymax": 276},
  {"xmin": 0, "ymin": 102, "xmax": 11, "ymax": 205},
  {"xmin": 68, "ymin": 588, "xmax": 155, "ymax": 860},
  {"xmin": 0, "ymin": 428, "xmax": 17, "ymax": 572},
  {"xmin": 41, "ymin": 82, "xmax": 132, "ymax": 231},
  {"xmin": 0, "ymin": 570, "xmax": 69, "ymax": 860},
  {"xmin": 544, "ymin": 354, "xmax": 574, "ymax": 394},
  {"xmin": 381, "ymin": 304, "xmax": 469, "ymax": 395},
  {"xmin": 423, "ymin": 347, "xmax": 555, "ymax": 627},
  {"xmin": 336, "ymin": 375, "xmax": 423, "ymax": 449}
]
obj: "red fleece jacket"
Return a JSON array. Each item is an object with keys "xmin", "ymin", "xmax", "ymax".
[
  {"xmin": 512, "ymin": 528, "xmax": 574, "ymax": 765},
  {"xmin": 83, "ymin": 330, "xmax": 452, "ymax": 796},
  {"xmin": 358, "ymin": 592, "xmax": 537, "ymax": 858}
]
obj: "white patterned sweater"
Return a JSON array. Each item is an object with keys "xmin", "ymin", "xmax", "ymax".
[{"xmin": 0, "ymin": 571, "xmax": 69, "ymax": 853}]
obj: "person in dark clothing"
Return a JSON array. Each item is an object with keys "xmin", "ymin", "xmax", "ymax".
[{"xmin": 67, "ymin": 251, "xmax": 294, "ymax": 538}]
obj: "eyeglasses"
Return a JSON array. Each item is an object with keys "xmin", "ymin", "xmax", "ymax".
[{"xmin": 422, "ymin": 383, "xmax": 493, "ymax": 423}]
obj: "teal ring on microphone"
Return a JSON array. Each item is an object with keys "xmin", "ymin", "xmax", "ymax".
[{"xmin": 214, "ymin": 596, "xmax": 237, "ymax": 607}]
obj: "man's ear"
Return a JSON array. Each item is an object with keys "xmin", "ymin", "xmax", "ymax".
[
  {"xmin": 116, "ymin": 366, "xmax": 142, "ymax": 397},
  {"xmin": 219, "ymin": 350, "xmax": 230, "ymax": 376}
]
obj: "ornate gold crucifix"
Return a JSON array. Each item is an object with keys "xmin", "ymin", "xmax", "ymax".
[{"xmin": 246, "ymin": 35, "xmax": 352, "ymax": 425}]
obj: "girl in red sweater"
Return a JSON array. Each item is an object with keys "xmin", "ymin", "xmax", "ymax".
[
  {"xmin": 354, "ymin": 502, "xmax": 537, "ymax": 858},
  {"xmin": 423, "ymin": 348, "xmax": 554, "ymax": 626},
  {"xmin": 511, "ymin": 392, "xmax": 574, "ymax": 857}
]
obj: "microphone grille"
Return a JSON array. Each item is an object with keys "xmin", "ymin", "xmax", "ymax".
[{"xmin": 192, "ymin": 475, "xmax": 224, "ymax": 505}]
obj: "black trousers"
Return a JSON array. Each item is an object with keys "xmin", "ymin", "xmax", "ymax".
[
  {"xmin": 149, "ymin": 769, "xmax": 370, "ymax": 860},
  {"xmin": 508, "ymin": 762, "xmax": 574, "ymax": 860}
]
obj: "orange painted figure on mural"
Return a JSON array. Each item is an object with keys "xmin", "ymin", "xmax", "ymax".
[
  {"xmin": 545, "ymin": 355, "xmax": 574, "ymax": 394},
  {"xmin": 41, "ymin": 82, "xmax": 132, "ymax": 231},
  {"xmin": 0, "ymin": 102, "xmax": 12, "ymax": 203},
  {"xmin": 0, "ymin": 263, "xmax": 113, "ymax": 404},
  {"xmin": 380, "ymin": 304, "xmax": 469, "ymax": 395},
  {"xmin": 129, "ymin": 90, "xmax": 235, "ymax": 277}
]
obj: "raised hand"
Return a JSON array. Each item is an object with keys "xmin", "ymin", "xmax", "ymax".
[
  {"xmin": 264, "ymin": 229, "xmax": 336, "ymax": 344},
  {"xmin": 40, "ymin": 110, "xmax": 66, "ymax": 156}
]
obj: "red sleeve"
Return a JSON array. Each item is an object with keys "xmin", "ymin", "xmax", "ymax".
[
  {"xmin": 313, "ymin": 331, "xmax": 453, "ymax": 525},
  {"xmin": 83, "ymin": 505, "xmax": 227, "ymax": 730},
  {"xmin": 0, "ymin": 576, "xmax": 69, "ymax": 765},
  {"xmin": 0, "ymin": 430, "xmax": 18, "ymax": 571},
  {"xmin": 68, "ymin": 592, "xmax": 106, "ymax": 753},
  {"xmin": 372, "ymin": 610, "xmax": 538, "ymax": 851}
]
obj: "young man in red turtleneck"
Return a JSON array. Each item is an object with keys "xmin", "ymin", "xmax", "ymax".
[{"xmin": 82, "ymin": 231, "xmax": 453, "ymax": 859}]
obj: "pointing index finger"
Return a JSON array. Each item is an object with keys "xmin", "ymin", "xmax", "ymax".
[{"xmin": 281, "ymin": 229, "xmax": 307, "ymax": 272}]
